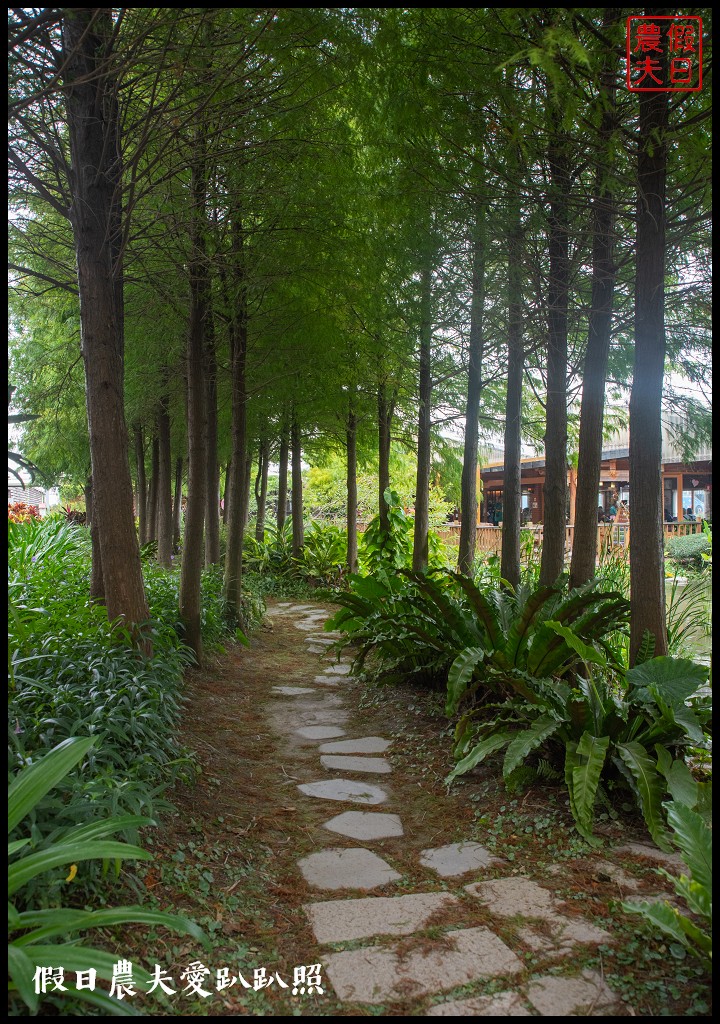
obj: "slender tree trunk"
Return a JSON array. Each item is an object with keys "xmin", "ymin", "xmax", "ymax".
[
  {"xmin": 413, "ymin": 256, "xmax": 433, "ymax": 572},
  {"xmin": 62, "ymin": 9, "xmax": 148, "ymax": 633},
  {"xmin": 277, "ymin": 426, "xmax": 289, "ymax": 531},
  {"xmin": 500, "ymin": 198, "xmax": 524, "ymax": 590},
  {"xmin": 630, "ymin": 33, "xmax": 669, "ymax": 663},
  {"xmin": 156, "ymin": 391, "xmax": 173, "ymax": 568},
  {"xmin": 291, "ymin": 414, "xmax": 304, "ymax": 556},
  {"xmin": 179, "ymin": 137, "xmax": 209, "ymax": 663},
  {"xmin": 458, "ymin": 196, "xmax": 486, "ymax": 574},
  {"xmin": 242, "ymin": 450, "xmax": 253, "ymax": 531},
  {"xmin": 346, "ymin": 404, "xmax": 358, "ymax": 573},
  {"xmin": 204, "ymin": 300, "xmax": 221, "ymax": 565},
  {"xmin": 222, "ymin": 463, "xmax": 230, "ymax": 525},
  {"xmin": 172, "ymin": 456, "xmax": 183, "ymax": 554},
  {"xmin": 134, "ymin": 424, "xmax": 147, "ymax": 546},
  {"xmin": 147, "ymin": 431, "xmax": 159, "ymax": 544},
  {"xmin": 377, "ymin": 383, "xmax": 394, "ymax": 532},
  {"xmin": 570, "ymin": 15, "xmax": 619, "ymax": 589},
  {"xmin": 86, "ymin": 475, "xmax": 104, "ymax": 602},
  {"xmin": 223, "ymin": 215, "xmax": 248, "ymax": 620},
  {"xmin": 540, "ymin": 126, "xmax": 570, "ymax": 587},
  {"xmin": 255, "ymin": 438, "xmax": 269, "ymax": 541}
]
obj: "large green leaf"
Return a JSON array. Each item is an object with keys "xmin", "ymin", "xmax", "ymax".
[
  {"xmin": 13, "ymin": 905, "xmax": 206, "ymax": 946},
  {"xmin": 446, "ymin": 730, "xmax": 513, "ymax": 783},
  {"xmin": 446, "ymin": 647, "xmax": 485, "ymax": 716},
  {"xmin": 626, "ymin": 657, "xmax": 708, "ymax": 707},
  {"xmin": 504, "ymin": 585, "xmax": 557, "ymax": 666},
  {"xmin": 58, "ymin": 815, "xmax": 151, "ymax": 845},
  {"xmin": 8, "ymin": 944, "xmax": 38, "ymax": 1013},
  {"xmin": 502, "ymin": 715, "xmax": 560, "ymax": 778},
  {"xmin": 622, "ymin": 899, "xmax": 711, "ymax": 960},
  {"xmin": 544, "ymin": 621, "xmax": 608, "ymax": 668},
  {"xmin": 8, "ymin": 737, "xmax": 95, "ymax": 833},
  {"xmin": 8, "ymin": 841, "xmax": 152, "ymax": 896},
  {"xmin": 614, "ymin": 742, "xmax": 671, "ymax": 851},
  {"xmin": 654, "ymin": 749, "xmax": 698, "ymax": 809},
  {"xmin": 568, "ymin": 732, "xmax": 609, "ymax": 840},
  {"xmin": 450, "ymin": 572, "xmax": 502, "ymax": 648},
  {"xmin": 664, "ymin": 800, "xmax": 712, "ymax": 893}
]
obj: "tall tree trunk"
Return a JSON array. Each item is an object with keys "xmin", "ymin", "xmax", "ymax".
[
  {"xmin": 500, "ymin": 198, "xmax": 524, "ymax": 590},
  {"xmin": 255, "ymin": 438, "xmax": 269, "ymax": 541},
  {"xmin": 277, "ymin": 426, "xmax": 289, "ymax": 531},
  {"xmin": 458, "ymin": 196, "xmax": 486, "ymax": 575},
  {"xmin": 179, "ymin": 138, "xmax": 209, "ymax": 663},
  {"xmin": 346, "ymin": 404, "xmax": 358, "ymax": 573},
  {"xmin": 172, "ymin": 456, "xmax": 183, "ymax": 554},
  {"xmin": 630, "ymin": 29, "xmax": 669, "ymax": 663},
  {"xmin": 291, "ymin": 413, "xmax": 304, "ymax": 556},
  {"xmin": 570, "ymin": 15, "xmax": 619, "ymax": 589},
  {"xmin": 540, "ymin": 125, "xmax": 570, "ymax": 587},
  {"xmin": 222, "ymin": 463, "xmax": 230, "ymax": 525},
  {"xmin": 377, "ymin": 383, "xmax": 394, "ymax": 532},
  {"xmin": 413, "ymin": 256, "xmax": 433, "ymax": 572},
  {"xmin": 204, "ymin": 300, "xmax": 221, "ymax": 565},
  {"xmin": 133, "ymin": 424, "xmax": 147, "ymax": 546},
  {"xmin": 156, "ymin": 391, "xmax": 173, "ymax": 568},
  {"xmin": 146, "ymin": 431, "xmax": 159, "ymax": 544},
  {"xmin": 223, "ymin": 215, "xmax": 248, "ymax": 620},
  {"xmin": 86, "ymin": 475, "xmax": 104, "ymax": 602},
  {"xmin": 62, "ymin": 9, "xmax": 148, "ymax": 633},
  {"xmin": 241, "ymin": 450, "xmax": 253, "ymax": 531}
]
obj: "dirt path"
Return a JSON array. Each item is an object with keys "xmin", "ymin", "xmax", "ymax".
[{"xmin": 136, "ymin": 598, "xmax": 709, "ymax": 1017}]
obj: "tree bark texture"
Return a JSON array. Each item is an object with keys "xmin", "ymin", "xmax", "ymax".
[
  {"xmin": 277, "ymin": 426, "xmax": 289, "ymax": 531},
  {"xmin": 204, "ymin": 300, "xmax": 221, "ymax": 565},
  {"xmin": 62, "ymin": 8, "xmax": 148, "ymax": 632},
  {"xmin": 156, "ymin": 391, "xmax": 173, "ymax": 568},
  {"xmin": 540, "ymin": 128, "xmax": 570, "ymax": 587},
  {"xmin": 346, "ymin": 405, "xmax": 358, "ymax": 573},
  {"xmin": 569, "ymin": 17, "xmax": 619, "ymax": 589},
  {"xmin": 179, "ymin": 139, "xmax": 209, "ymax": 663},
  {"xmin": 223, "ymin": 214, "xmax": 248, "ymax": 619},
  {"xmin": 173, "ymin": 456, "xmax": 183, "ymax": 554},
  {"xmin": 134, "ymin": 424, "xmax": 147, "ymax": 546},
  {"xmin": 412, "ymin": 257, "xmax": 433, "ymax": 572},
  {"xmin": 629, "ymin": 38, "xmax": 669, "ymax": 663},
  {"xmin": 500, "ymin": 199, "xmax": 524, "ymax": 590},
  {"xmin": 458, "ymin": 197, "xmax": 486, "ymax": 575},
  {"xmin": 146, "ymin": 431, "xmax": 159, "ymax": 544},
  {"xmin": 86, "ymin": 475, "xmax": 105, "ymax": 602},
  {"xmin": 291, "ymin": 413, "xmax": 304, "ymax": 557},
  {"xmin": 255, "ymin": 438, "xmax": 269, "ymax": 542}
]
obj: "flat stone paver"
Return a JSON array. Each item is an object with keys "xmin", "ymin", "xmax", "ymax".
[
  {"xmin": 614, "ymin": 842, "xmax": 684, "ymax": 869},
  {"xmin": 271, "ymin": 686, "xmax": 317, "ymax": 696},
  {"xmin": 306, "ymin": 645, "xmax": 327, "ymax": 654},
  {"xmin": 297, "ymin": 847, "xmax": 400, "ymax": 891},
  {"xmin": 525, "ymin": 971, "xmax": 619, "ymax": 1015},
  {"xmin": 297, "ymin": 711, "xmax": 350, "ymax": 726},
  {"xmin": 324, "ymin": 663, "xmax": 351, "ymax": 675},
  {"xmin": 305, "ymin": 636, "xmax": 336, "ymax": 645},
  {"xmin": 322, "ymin": 810, "xmax": 404, "ymax": 840},
  {"xmin": 420, "ymin": 842, "xmax": 503, "ymax": 877},
  {"xmin": 304, "ymin": 892, "xmax": 459, "ymax": 943},
  {"xmin": 323, "ymin": 927, "xmax": 522, "ymax": 1004},
  {"xmin": 319, "ymin": 737, "xmax": 391, "ymax": 754},
  {"xmin": 428, "ymin": 992, "xmax": 531, "ymax": 1016},
  {"xmin": 313, "ymin": 676, "xmax": 340, "ymax": 687},
  {"xmin": 295, "ymin": 726, "xmax": 346, "ymax": 740},
  {"xmin": 320, "ymin": 754, "xmax": 391, "ymax": 774},
  {"xmin": 467, "ymin": 876, "xmax": 610, "ymax": 951},
  {"xmin": 298, "ymin": 779, "xmax": 388, "ymax": 804},
  {"xmin": 295, "ymin": 621, "xmax": 323, "ymax": 631}
]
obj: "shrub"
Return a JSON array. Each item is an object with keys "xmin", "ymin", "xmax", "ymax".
[
  {"xmin": 8, "ymin": 501, "xmax": 41, "ymax": 523},
  {"xmin": 665, "ymin": 533, "xmax": 711, "ymax": 567}
]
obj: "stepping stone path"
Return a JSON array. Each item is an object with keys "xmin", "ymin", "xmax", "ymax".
[{"xmin": 272, "ymin": 602, "xmax": 634, "ymax": 1014}]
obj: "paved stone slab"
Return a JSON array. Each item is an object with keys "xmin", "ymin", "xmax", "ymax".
[
  {"xmin": 321, "ymin": 754, "xmax": 391, "ymax": 774},
  {"xmin": 319, "ymin": 737, "xmax": 391, "ymax": 754},
  {"xmin": 322, "ymin": 810, "xmax": 404, "ymax": 840},
  {"xmin": 324, "ymin": 927, "xmax": 522, "ymax": 1004},
  {"xmin": 298, "ymin": 848, "xmax": 400, "ymax": 891},
  {"xmin": 295, "ymin": 621, "xmax": 323, "ymax": 631},
  {"xmin": 298, "ymin": 779, "xmax": 388, "ymax": 804},
  {"xmin": 467, "ymin": 876, "xmax": 610, "ymax": 951},
  {"xmin": 295, "ymin": 726, "xmax": 346, "ymax": 740},
  {"xmin": 420, "ymin": 842, "xmax": 503, "ymax": 877},
  {"xmin": 614, "ymin": 842, "xmax": 684, "ymax": 870},
  {"xmin": 297, "ymin": 711, "xmax": 349, "ymax": 726},
  {"xmin": 271, "ymin": 686, "xmax": 317, "ymax": 696},
  {"xmin": 305, "ymin": 635, "xmax": 336, "ymax": 645},
  {"xmin": 428, "ymin": 992, "xmax": 531, "ymax": 1016},
  {"xmin": 306, "ymin": 645, "xmax": 327, "ymax": 655},
  {"xmin": 312, "ymin": 676, "xmax": 340, "ymax": 687},
  {"xmin": 525, "ymin": 970, "xmax": 618, "ymax": 1016},
  {"xmin": 286, "ymin": 604, "xmax": 318, "ymax": 613},
  {"xmin": 324, "ymin": 663, "xmax": 351, "ymax": 675},
  {"xmin": 304, "ymin": 892, "xmax": 458, "ymax": 943}
]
